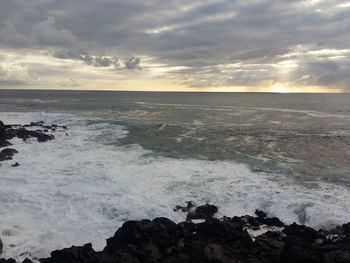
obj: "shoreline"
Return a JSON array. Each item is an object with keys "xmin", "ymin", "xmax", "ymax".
[
  {"xmin": 1, "ymin": 205, "xmax": 350, "ymax": 263},
  {"xmin": 1, "ymin": 119, "xmax": 350, "ymax": 262}
]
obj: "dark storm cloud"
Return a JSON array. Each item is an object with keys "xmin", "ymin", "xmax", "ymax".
[
  {"xmin": 53, "ymin": 49, "xmax": 142, "ymax": 70},
  {"xmin": 1, "ymin": 0, "xmax": 350, "ymax": 89}
]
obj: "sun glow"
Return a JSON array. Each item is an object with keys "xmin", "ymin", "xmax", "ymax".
[{"xmin": 270, "ymin": 84, "xmax": 289, "ymax": 93}]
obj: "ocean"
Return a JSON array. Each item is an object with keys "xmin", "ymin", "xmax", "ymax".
[{"xmin": 0, "ymin": 90, "xmax": 350, "ymax": 261}]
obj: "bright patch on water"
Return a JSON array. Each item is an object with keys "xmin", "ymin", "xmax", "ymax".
[{"xmin": 0, "ymin": 112, "xmax": 350, "ymax": 261}]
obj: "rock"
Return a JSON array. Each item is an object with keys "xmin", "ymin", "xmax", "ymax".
[
  {"xmin": 11, "ymin": 162, "xmax": 20, "ymax": 167},
  {"xmin": 0, "ymin": 238, "xmax": 3, "ymax": 255},
  {"xmin": 280, "ymin": 223, "xmax": 322, "ymax": 263},
  {"xmin": 0, "ymin": 148, "xmax": 18, "ymax": 161},
  {"xmin": 173, "ymin": 201, "xmax": 195, "ymax": 212},
  {"xmin": 186, "ymin": 204, "xmax": 218, "ymax": 221},
  {"xmin": 283, "ymin": 222, "xmax": 318, "ymax": 242},
  {"xmin": 255, "ymin": 231, "xmax": 285, "ymax": 261},
  {"xmin": 262, "ymin": 217, "xmax": 285, "ymax": 227},
  {"xmin": 0, "ymin": 140, "xmax": 12, "ymax": 148},
  {"xmin": 0, "ymin": 259, "xmax": 17, "ymax": 263},
  {"xmin": 40, "ymin": 243, "xmax": 95, "ymax": 263},
  {"xmin": 0, "ymin": 121, "xmax": 63, "ymax": 164},
  {"xmin": 3, "ymin": 205, "xmax": 350, "ymax": 263},
  {"xmin": 255, "ymin": 210, "xmax": 285, "ymax": 227},
  {"xmin": 255, "ymin": 210, "xmax": 267, "ymax": 219},
  {"xmin": 1, "ymin": 148, "xmax": 18, "ymax": 156},
  {"xmin": 36, "ymin": 133, "xmax": 54, "ymax": 142}
]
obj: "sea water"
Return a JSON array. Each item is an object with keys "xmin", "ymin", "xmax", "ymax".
[{"xmin": 0, "ymin": 90, "xmax": 350, "ymax": 261}]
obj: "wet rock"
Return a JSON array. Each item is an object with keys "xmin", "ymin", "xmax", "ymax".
[
  {"xmin": 255, "ymin": 210, "xmax": 285, "ymax": 227},
  {"xmin": 0, "ymin": 148, "xmax": 18, "ymax": 161},
  {"xmin": 174, "ymin": 201, "xmax": 195, "ymax": 213},
  {"xmin": 283, "ymin": 222, "xmax": 318, "ymax": 242},
  {"xmin": 0, "ymin": 259, "xmax": 17, "ymax": 263},
  {"xmin": 186, "ymin": 204, "xmax": 218, "ymax": 221},
  {"xmin": 0, "ymin": 120, "xmax": 63, "ymax": 164},
  {"xmin": 255, "ymin": 231, "xmax": 285, "ymax": 261},
  {"xmin": 0, "ymin": 140, "xmax": 12, "ymax": 148},
  {"xmin": 40, "ymin": 243, "xmax": 95, "ymax": 263},
  {"xmin": 3, "ymin": 206, "xmax": 350, "ymax": 263},
  {"xmin": 280, "ymin": 223, "xmax": 321, "ymax": 263}
]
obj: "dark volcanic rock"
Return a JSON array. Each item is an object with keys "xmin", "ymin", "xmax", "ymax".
[
  {"xmin": 0, "ymin": 259, "xmax": 17, "ymax": 263},
  {"xmin": 175, "ymin": 202, "xmax": 218, "ymax": 221},
  {"xmin": 186, "ymin": 204, "xmax": 218, "ymax": 221},
  {"xmin": 255, "ymin": 210, "xmax": 285, "ymax": 227},
  {"xmin": 0, "ymin": 148, "xmax": 18, "ymax": 161},
  {"xmin": 0, "ymin": 120, "xmax": 64, "ymax": 164},
  {"xmin": 40, "ymin": 243, "xmax": 95, "ymax": 263},
  {"xmin": 0, "ymin": 260, "xmax": 32, "ymax": 263},
  {"xmin": 174, "ymin": 201, "xmax": 195, "ymax": 213},
  {"xmin": 0, "ymin": 140, "xmax": 12, "ymax": 148},
  {"xmin": 283, "ymin": 222, "xmax": 318, "ymax": 242},
  {"xmin": 2, "ymin": 210, "xmax": 350, "ymax": 263}
]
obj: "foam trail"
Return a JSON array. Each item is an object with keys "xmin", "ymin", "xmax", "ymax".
[{"xmin": 0, "ymin": 112, "xmax": 350, "ymax": 261}]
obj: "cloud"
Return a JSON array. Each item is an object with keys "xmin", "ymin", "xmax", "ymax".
[
  {"xmin": 0, "ymin": 0, "xmax": 350, "ymax": 90},
  {"xmin": 53, "ymin": 49, "xmax": 141, "ymax": 70},
  {"xmin": 0, "ymin": 63, "xmax": 38, "ymax": 86},
  {"xmin": 57, "ymin": 78, "xmax": 81, "ymax": 87},
  {"xmin": 31, "ymin": 17, "xmax": 77, "ymax": 47},
  {"xmin": 124, "ymin": 57, "xmax": 142, "ymax": 70}
]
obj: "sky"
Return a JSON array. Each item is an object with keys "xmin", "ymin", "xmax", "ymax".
[{"xmin": 0, "ymin": 0, "xmax": 350, "ymax": 92}]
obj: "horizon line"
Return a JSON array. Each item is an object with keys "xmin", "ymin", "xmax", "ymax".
[{"xmin": 0, "ymin": 88, "xmax": 348, "ymax": 94}]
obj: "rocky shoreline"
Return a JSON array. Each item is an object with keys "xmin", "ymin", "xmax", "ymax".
[
  {"xmin": 0, "ymin": 120, "xmax": 67, "ymax": 165},
  {"xmin": 0, "ymin": 203, "xmax": 349, "ymax": 263},
  {"xmin": 1, "ymin": 120, "xmax": 349, "ymax": 263}
]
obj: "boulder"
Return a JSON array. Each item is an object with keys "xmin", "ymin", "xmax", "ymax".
[
  {"xmin": 0, "ymin": 140, "xmax": 12, "ymax": 148},
  {"xmin": 0, "ymin": 148, "xmax": 18, "ymax": 161},
  {"xmin": 186, "ymin": 204, "xmax": 218, "ymax": 221},
  {"xmin": 11, "ymin": 162, "xmax": 20, "ymax": 167},
  {"xmin": 40, "ymin": 243, "xmax": 95, "ymax": 263}
]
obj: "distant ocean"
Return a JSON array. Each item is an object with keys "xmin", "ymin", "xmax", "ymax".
[{"xmin": 1, "ymin": 90, "xmax": 350, "ymax": 261}]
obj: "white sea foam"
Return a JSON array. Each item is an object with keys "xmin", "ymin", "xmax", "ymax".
[{"xmin": 0, "ymin": 112, "xmax": 350, "ymax": 261}]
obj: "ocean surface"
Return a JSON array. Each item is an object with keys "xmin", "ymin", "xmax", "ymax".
[{"xmin": 0, "ymin": 90, "xmax": 350, "ymax": 261}]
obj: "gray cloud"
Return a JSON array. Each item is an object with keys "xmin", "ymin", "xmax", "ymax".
[
  {"xmin": 31, "ymin": 17, "xmax": 77, "ymax": 47},
  {"xmin": 124, "ymin": 57, "xmax": 141, "ymax": 70},
  {"xmin": 53, "ymin": 49, "xmax": 141, "ymax": 70},
  {"xmin": 0, "ymin": 0, "xmax": 350, "ymax": 90}
]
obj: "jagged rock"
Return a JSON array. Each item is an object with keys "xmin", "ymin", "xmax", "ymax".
[
  {"xmin": 186, "ymin": 204, "xmax": 218, "ymax": 221},
  {"xmin": 255, "ymin": 210, "xmax": 285, "ymax": 227},
  {"xmin": 174, "ymin": 201, "xmax": 195, "ymax": 213},
  {"xmin": 0, "ymin": 259, "xmax": 16, "ymax": 263},
  {"xmin": 0, "ymin": 140, "xmax": 12, "ymax": 148},
  {"xmin": 40, "ymin": 243, "xmax": 95, "ymax": 263},
  {"xmin": 2, "ymin": 206, "xmax": 350, "ymax": 263},
  {"xmin": 0, "ymin": 148, "xmax": 18, "ymax": 161},
  {"xmin": 0, "ymin": 120, "xmax": 63, "ymax": 164}
]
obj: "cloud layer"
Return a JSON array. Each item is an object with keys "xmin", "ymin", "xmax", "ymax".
[{"xmin": 1, "ymin": 0, "xmax": 350, "ymax": 91}]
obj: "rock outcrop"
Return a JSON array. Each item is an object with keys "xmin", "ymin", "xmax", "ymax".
[
  {"xmin": 0, "ymin": 120, "xmax": 67, "ymax": 164},
  {"xmin": 2, "ymin": 204, "xmax": 350, "ymax": 263}
]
